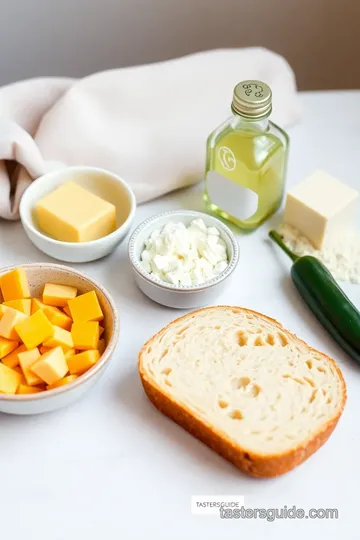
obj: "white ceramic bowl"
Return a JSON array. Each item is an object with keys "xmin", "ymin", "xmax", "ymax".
[
  {"xmin": 128, "ymin": 210, "xmax": 239, "ymax": 309},
  {"xmin": 0, "ymin": 263, "xmax": 119, "ymax": 415},
  {"xmin": 20, "ymin": 166, "xmax": 136, "ymax": 263}
]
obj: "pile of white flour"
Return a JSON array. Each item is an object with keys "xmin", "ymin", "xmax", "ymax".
[{"xmin": 277, "ymin": 224, "xmax": 360, "ymax": 284}]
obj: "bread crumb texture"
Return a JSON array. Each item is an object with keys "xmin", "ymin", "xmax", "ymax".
[{"xmin": 139, "ymin": 306, "xmax": 346, "ymax": 477}]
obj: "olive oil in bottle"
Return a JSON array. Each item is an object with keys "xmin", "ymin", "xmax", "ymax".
[{"xmin": 204, "ymin": 80, "xmax": 289, "ymax": 229}]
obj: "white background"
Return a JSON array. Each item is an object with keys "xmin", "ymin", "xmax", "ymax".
[{"xmin": 0, "ymin": 91, "xmax": 359, "ymax": 538}]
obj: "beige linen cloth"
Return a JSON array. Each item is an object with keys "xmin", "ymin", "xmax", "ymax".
[{"xmin": 0, "ymin": 48, "xmax": 301, "ymax": 220}]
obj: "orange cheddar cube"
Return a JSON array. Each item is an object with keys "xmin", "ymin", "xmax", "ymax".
[
  {"xmin": 64, "ymin": 349, "xmax": 75, "ymax": 360},
  {"xmin": 71, "ymin": 321, "xmax": 99, "ymax": 350},
  {"xmin": 67, "ymin": 349, "xmax": 100, "ymax": 375},
  {"xmin": 98, "ymin": 339, "xmax": 106, "ymax": 355},
  {"xmin": 17, "ymin": 384, "xmax": 43, "ymax": 394},
  {"xmin": 0, "ymin": 363, "xmax": 22, "ymax": 394},
  {"xmin": 43, "ymin": 306, "xmax": 72, "ymax": 331},
  {"xmin": 31, "ymin": 298, "xmax": 47, "ymax": 314},
  {"xmin": 0, "ymin": 268, "xmax": 30, "ymax": 302},
  {"xmin": 0, "ymin": 308, "xmax": 27, "ymax": 340},
  {"xmin": 43, "ymin": 325, "xmax": 73, "ymax": 351},
  {"xmin": 15, "ymin": 310, "xmax": 54, "ymax": 350},
  {"xmin": 0, "ymin": 336, "xmax": 19, "ymax": 359},
  {"xmin": 43, "ymin": 284, "xmax": 77, "ymax": 307},
  {"xmin": 13, "ymin": 366, "xmax": 27, "ymax": 385},
  {"xmin": 2, "ymin": 299, "xmax": 31, "ymax": 316},
  {"xmin": 0, "ymin": 305, "xmax": 29, "ymax": 318},
  {"xmin": 33, "ymin": 299, "xmax": 72, "ymax": 330},
  {"xmin": 0, "ymin": 304, "xmax": 15, "ymax": 317},
  {"xmin": 63, "ymin": 305, "xmax": 72, "ymax": 317},
  {"xmin": 39, "ymin": 345, "xmax": 52, "ymax": 355},
  {"xmin": 1, "ymin": 343, "xmax": 27, "ymax": 368},
  {"xmin": 18, "ymin": 348, "xmax": 43, "ymax": 386},
  {"xmin": 47, "ymin": 374, "xmax": 78, "ymax": 390},
  {"xmin": 31, "ymin": 346, "xmax": 68, "ymax": 385},
  {"xmin": 68, "ymin": 291, "xmax": 103, "ymax": 322}
]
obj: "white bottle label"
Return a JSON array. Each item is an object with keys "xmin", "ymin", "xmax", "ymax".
[{"xmin": 206, "ymin": 170, "xmax": 259, "ymax": 221}]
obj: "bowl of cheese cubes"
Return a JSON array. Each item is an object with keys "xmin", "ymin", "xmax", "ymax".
[{"xmin": 0, "ymin": 264, "xmax": 119, "ymax": 415}]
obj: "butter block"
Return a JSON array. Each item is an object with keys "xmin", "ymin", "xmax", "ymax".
[
  {"xmin": 68, "ymin": 291, "xmax": 103, "ymax": 322},
  {"xmin": 1, "ymin": 344, "xmax": 27, "ymax": 368},
  {"xmin": 0, "ymin": 268, "xmax": 30, "ymax": 302},
  {"xmin": 3, "ymin": 299, "xmax": 31, "ymax": 315},
  {"xmin": 284, "ymin": 170, "xmax": 359, "ymax": 249},
  {"xmin": 18, "ymin": 348, "xmax": 43, "ymax": 386},
  {"xmin": 0, "ymin": 363, "xmax": 22, "ymax": 394},
  {"xmin": 0, "ymin": 336, "xmax": 19, "ymax": 359},
  {"xmin": 36, "ymin": 182, "xmax": 117, "ymax": 243},
  {"xmin": 0, "ymin": 308, "xmax": 28, "ymax": 340},
  {"xmin": 43, "ymin": 283, "xmax": 77, "ymax": 307},
  {"xmin": 15, "ymin": 310, "xmax": 54, "ymax": 350},
  {"xmin": 71, "ymin": 321, "xmax": 99, "ymax": 350},
  {"xmin": 31, "ymin": 346, "xmax": 68, "ymax": 385},
  {"xmin": 67, "ymin": 350, "xmax": 100, "ymax": 375},
  {"xmin": 43, "ymin": 325, "xmax": 74, "ymax": 351}
]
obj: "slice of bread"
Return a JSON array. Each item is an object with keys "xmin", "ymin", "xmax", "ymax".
[{"xmin": 139, "ymin": 306, "xmax": 346, "ymax": 477}]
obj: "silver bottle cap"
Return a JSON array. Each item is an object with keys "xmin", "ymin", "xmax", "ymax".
[{"xmin": 231, "ymin": 80, "xmax": 272, "ymax": 119}]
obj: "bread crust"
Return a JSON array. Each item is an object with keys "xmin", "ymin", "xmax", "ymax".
[{"xmin": 138, "ymin": 306, "xmax": 347, "ymax": 478}]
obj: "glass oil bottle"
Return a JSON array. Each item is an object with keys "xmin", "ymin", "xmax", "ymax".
[{"xmin": 204, "ymin": 80, "xmax": 289, "ymax": 229}]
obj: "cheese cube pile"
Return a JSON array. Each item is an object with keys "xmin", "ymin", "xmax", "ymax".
[{"xmin": 0, "ymin": 268, "xmax": 106, "ymax": 395}]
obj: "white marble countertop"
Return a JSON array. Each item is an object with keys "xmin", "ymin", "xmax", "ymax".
[{"xmin": 1, "ymin": 90, "xmax": 359, "ymax": 540}]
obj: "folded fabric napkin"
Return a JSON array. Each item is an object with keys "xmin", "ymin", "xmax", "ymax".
[{"xmin": 0, "ymin": 47, "xmax": 301, "ymax": 220}]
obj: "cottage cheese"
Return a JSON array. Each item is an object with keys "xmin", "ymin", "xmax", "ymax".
[{"xmin": 140, "ymin": 219, "xmax": 229, "ymax": 286}]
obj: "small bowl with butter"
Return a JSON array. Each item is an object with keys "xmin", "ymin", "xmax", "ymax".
[
  {"xmin": 128, "ymin": 210, "xmax": 239, "ymax": 308},
  {"xmin": 20, "ymin": 166, "xmax": 136, "ymax": 263}
]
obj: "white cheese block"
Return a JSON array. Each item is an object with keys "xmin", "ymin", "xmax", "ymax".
[{"xmin": 284, "ymin": 170, "xmax": 359, "ymax": 249}]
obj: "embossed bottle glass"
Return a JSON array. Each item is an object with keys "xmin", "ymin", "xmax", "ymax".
[{"xmin": 204, "ymin": 80, "xmax": 289, "ymax": 229}]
